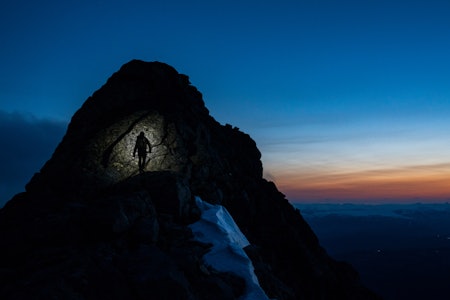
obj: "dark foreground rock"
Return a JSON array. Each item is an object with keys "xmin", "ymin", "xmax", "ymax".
[{"xmin": 0, "ymin": 60, "xmax": 380, "ymax": 299}]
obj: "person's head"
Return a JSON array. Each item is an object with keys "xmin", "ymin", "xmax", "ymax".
[{"xmin": 139, "ymin": 131, "xmax": 145, "ymax": 137}]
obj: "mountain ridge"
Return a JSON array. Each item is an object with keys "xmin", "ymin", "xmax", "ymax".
[{"xmin": 0, "ymin": 60, "xmax": 380, "ymax": 299}]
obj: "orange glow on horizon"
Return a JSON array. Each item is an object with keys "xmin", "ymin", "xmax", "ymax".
[{"xmin": 271, "ymin": 163, "xmax": 450, "ymax": 203}]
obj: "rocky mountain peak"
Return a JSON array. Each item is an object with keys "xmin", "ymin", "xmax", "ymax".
[
  {"xmin": 0, "ymin": 60, "xmax": 380, "ymax": 299},
  {"xmin": 26, "ymin": 60, "xmax": 261, "ymax": 201}
]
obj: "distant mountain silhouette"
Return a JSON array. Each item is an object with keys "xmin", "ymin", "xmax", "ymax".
[
  {"xmin": 0, "ymin": 60, "xmax": 380, "ymax": 299},
  {"xmin": 298, "ymin": 203, "xmax": 450, "ymax": 300}
]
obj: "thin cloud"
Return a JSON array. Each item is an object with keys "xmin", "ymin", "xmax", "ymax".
[
  {"xmin": 279, "ymin": 162, "xmax": 450, "ymax": 203},
  {"xmin": 0, "ymin": 111, "xmax": 67, "ymax": 206}
]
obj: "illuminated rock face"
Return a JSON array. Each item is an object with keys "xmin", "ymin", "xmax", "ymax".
[
  {"xmin": 83, "ymin": 111, "xmax": 185, "ymax": 181},
  {"xmin": 27, "ymin": 60, "xmax": 222, "ymax": 197},
  {"xmin": 0, "ymin": 60, "xmax": 380, "ymax": 300}
]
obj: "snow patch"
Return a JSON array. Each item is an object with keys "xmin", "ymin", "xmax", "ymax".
[{"xmin": 190, "ymin": 197, "xmax": 269, "ymax": 300}]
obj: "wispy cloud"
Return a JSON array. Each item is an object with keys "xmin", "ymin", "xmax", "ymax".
[
  {"xmin": 276, "ymin": 162, "xmax": 450, "ymax": 203},
  {"xmin": 0, "ymin": 111, "xmax": 67, "ymax": 206}
]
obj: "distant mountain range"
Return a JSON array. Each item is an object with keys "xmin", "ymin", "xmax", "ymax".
[{"xmin": 295, "ymin": 203, "xmax": 450, "ymax": 300}]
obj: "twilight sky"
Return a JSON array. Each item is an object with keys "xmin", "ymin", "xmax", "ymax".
[{"xmin": 1, "ymin": 0, "xmax": 450, "ymax": 205}]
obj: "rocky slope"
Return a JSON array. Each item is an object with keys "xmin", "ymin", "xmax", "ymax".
[{"xmin": 0, "ymin": 60, "xmax": 380, "ymax": 299}]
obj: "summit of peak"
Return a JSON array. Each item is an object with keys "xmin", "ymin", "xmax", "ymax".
[{"xmin": 0, "ymin": 60, "xmax": 380, "ymax": 300}]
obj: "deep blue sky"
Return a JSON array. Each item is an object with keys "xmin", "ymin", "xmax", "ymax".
[{"xmin": 2, "ymin": 0, "xmax": 450, "ymax": 205}]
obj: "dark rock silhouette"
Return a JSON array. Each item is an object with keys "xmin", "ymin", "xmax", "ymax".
[{"xmin": 0, "ymin": 60, "xmax": 380, "ymax": 299}]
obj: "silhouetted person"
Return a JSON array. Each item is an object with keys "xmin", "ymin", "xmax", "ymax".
[{"xmin": 133, "ymin": 131, "xmax": 152, "ymax": 172}]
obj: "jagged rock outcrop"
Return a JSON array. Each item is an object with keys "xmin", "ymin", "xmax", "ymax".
[{"xmin": 0, "ymin": 60, "xmax": 380, "ymax": 299}]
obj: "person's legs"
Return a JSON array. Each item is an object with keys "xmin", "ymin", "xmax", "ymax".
[
  {"xmin": 142, "ymin": 153, "xmax": 147, "ymax": 170},
  {"xmin": 138, "ymin": 155, "xmax": 142, "ymax": 171},
  {"xmin": 138, "ymin": 153, "xmax": 147, "ymax": 171}
]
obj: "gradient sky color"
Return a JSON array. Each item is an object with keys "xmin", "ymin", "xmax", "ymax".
[{"xmin": 1, "ymin": 0, "xmax": 450, "ymax": 204}]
